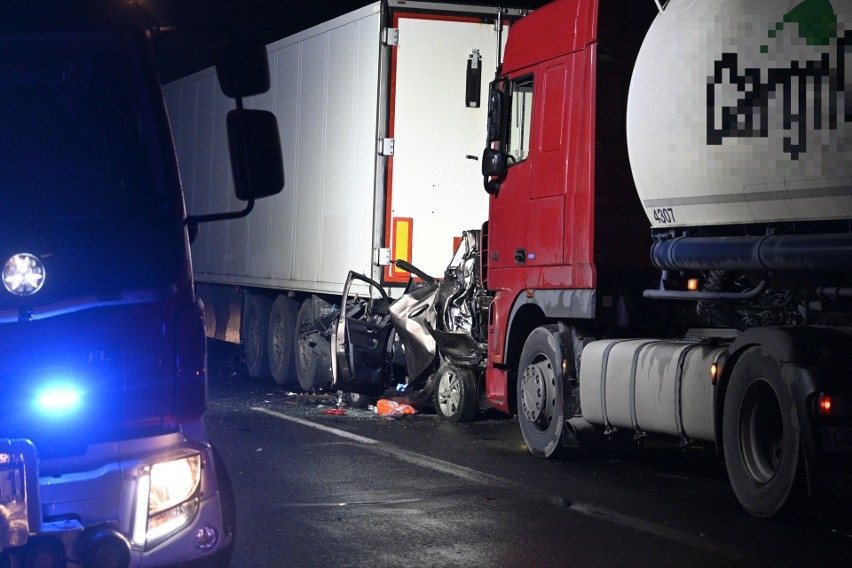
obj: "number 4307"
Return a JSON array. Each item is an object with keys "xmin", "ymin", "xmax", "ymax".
[{"xmin": 653, "ymin": 207, "xmax": 676, "ymax": 224}]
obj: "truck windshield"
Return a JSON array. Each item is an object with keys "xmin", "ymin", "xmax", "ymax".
[
  {"xmin": 0, "ymin": 31, "xmax": 184, "ymax": 312},
  {"xmin": 0, "ymin": 32, "xmax": 170, "ymax": 218}
]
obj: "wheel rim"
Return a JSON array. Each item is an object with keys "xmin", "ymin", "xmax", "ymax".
[
  {"xmin": 296, "ymin": 304, "xmax": 315, "ymax": 375},
  {"xmin": 737, "ymin": 379, "xmax": 784, "ymax": 484},
  {"xmin": 297, "ymin": 332, "xmax": 313, "ymax": 372},
  {"xmin": 246, "ymin": 314, "xmax": 261, "ymax": 360},
  {"xmin": 270, "ymin": 315, "xmax": 284, "ymax": 366},
  {"xmin": 520, "ymin": 356, "xmax": 555, "ymax": 430},
  {"xmin": 437, "ymin": 369, "xmax": 460, "ymax": 416}
]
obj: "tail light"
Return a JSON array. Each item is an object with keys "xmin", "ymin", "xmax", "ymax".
[
  {"xmin": 819, "ymin": 394, "xmax": 832, "ymax": 416},
  {"xmin": 817, "ymin": 392, "xmax": 850, "ymax": 418}
]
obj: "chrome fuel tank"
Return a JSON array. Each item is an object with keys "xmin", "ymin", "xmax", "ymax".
[{"xmin": 579, "ymin": 338, "xmax": 727, "ymax": 442}]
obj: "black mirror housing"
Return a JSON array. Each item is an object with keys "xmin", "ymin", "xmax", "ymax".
[
  {"xmin": 481, "ymin": 147, "xmax": 507, "ymax": 178},
  {"xmin": 227, "ymin": 109, "xmax": 284, "ymax": 200},
  {"xmin": 214, "ymin": 39, "xmax": 271, "ymax": 98},
  {"xmin": 482, "ymin": 147, "xmax": 507, "ymax": 195}
]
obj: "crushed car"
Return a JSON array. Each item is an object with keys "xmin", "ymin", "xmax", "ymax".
[{"xmin": 299, "ymin": 230, "xmax": 491, "ymax": 421}]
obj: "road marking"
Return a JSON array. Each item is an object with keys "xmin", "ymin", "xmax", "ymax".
[
  {"xmin": 252, "ymin": 406, "xmax": 742, "ymax": 558},
  {"xmin": 274, "ymin": 497, "xmax": 425, "ymax": 508},
  {"xmin": 253, "ymin": 406, "xmax": 514, "ymax": 487},
  {"xmin": 571, "ymin": 503, "xmax": 729, "ymax": 554},
  {"xmin": 252, "ymin": 407, "xmax": 379, "ymax": 445}
]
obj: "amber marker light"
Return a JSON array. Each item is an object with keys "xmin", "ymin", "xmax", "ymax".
[{"xmin": 687, "ymin": 278, "xmax": 699, "ymax": 291}]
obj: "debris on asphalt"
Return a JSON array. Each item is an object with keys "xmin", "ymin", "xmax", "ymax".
[
  {"xmin": 258, "ymin": 390, "xmax": 425, "ymax": 420},
  {"xmin": 321, "ymin": 408, "xmax": 347, "ymax": 415},
  {"xmin": 373, "ymin": 399, "xmax": 416, "ymax": 417}
]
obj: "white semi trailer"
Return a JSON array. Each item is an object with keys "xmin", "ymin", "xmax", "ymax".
[{"xmin": 164, "ymin": 1, "xmax": 527, "ymax": 398}]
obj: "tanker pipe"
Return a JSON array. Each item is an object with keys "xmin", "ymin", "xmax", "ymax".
[
  {"xmin": 650, "ymin": 232, "xmax": 852, "ymax": 272},
  {"xmin": 644, "ymin": 278, "xmax": 768, "ymax": 301},
  {"xmin": 816, "ymin": 287, "xmax": 852, "ymax": 299}
]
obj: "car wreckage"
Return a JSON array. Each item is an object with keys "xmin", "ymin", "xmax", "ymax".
[{"xmin": 299, "ymin": 230, "xmax": 491, "ymax": 421}]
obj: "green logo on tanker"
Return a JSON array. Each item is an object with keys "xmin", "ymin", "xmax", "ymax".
[
  {"xmin": 707, "ymin": 0, "xmax": 848, "ymax": 159},
  {"xmin": 762, "ymin": 0, "xmax": 838, "ymax": 52}
]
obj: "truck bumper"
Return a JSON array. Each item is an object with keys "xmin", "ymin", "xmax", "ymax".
[{"xmin": 0, "ymin": 426, "xmax": 234, "ymax": 567}]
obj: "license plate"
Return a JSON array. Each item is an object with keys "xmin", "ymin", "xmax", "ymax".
[{"xmin": 822, "ymin": 427, "xmax": 852, "ymax": 452}]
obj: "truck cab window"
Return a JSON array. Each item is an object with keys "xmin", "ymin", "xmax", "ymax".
[
  {"xmin": 0, "ymin": 33, "xmax": 166, "ymax": 220},
  {"xmin": 507, "ymin": 76, "xmax": 534, "ymax": 163}
]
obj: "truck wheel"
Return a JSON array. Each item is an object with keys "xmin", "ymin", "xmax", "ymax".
[
  {"xmin": 296, "ymin": 299, "xmax": 332, "ymax": 391},
  {"xmin": 723, "ymin": 346, "xmax": 801, "ymax": 518},
  {"xmin": 434, "ymin": 363, "xmax": 478, "ymax": 422},
  {"xmin": 244, "ymin": 294, "xmax": 272, "ymax": 379},
  {"xmin": 517, "ymin": 325, "xmax": 568, "ymax": 458},
  {"xmin": 268, "ymin": 296, "xmax": 299, "ymax": 386}
]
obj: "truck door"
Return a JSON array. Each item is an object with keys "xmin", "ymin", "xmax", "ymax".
[
  {"xmin": 487, "ymin": 74, "xmax": 534, "ymax": 273},
  {"xmin": 384, "ymin": 12, "xmax": 504, "ymax": 282},
  {"xmin": 487, "ymin": 53, "xmax": 592, "ymax": 287},
  {"xmin": 527, "ymin": 61, "xmax": 571, "ymax": 267}
]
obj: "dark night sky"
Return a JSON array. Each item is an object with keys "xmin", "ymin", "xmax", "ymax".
[{"xmin": 150, "ymin": 0, "xmax": 548, "ymax": 82}]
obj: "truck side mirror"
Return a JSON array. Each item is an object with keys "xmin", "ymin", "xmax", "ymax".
[
  {"xmin": 481, "ymin": 147, "xmax": 507, "ymax": 195},
  {"xmin": 214, "ymin": 39, "xmax": 271, "ymax": 98},
  {"xmin": 227, "ymin": 109, "xmax": 284, "ymax": 200}
]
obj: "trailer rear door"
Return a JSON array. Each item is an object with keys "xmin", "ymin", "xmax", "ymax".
[{"xmin": 383, "ymin": 7, "xmax": 509, "ymax": 282}]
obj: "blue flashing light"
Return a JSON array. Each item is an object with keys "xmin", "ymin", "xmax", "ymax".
[{"xmin": 34, "ymin": 382, "xmax": 84, "ymax": 416}]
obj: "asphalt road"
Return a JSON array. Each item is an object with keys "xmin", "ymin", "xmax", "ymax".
[{"xmin": 204, "ymin": 340, "xmax": 852, "ymax": 568}]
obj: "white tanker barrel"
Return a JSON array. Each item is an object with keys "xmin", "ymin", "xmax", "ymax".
[{"xmin": 627, "ymin": 0, "xmax": 852, "ymax": 230}]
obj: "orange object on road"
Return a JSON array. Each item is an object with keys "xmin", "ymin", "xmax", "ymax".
[{"xmin": 376, "ymin": 399, "xmax": 416, "ymax": 416}]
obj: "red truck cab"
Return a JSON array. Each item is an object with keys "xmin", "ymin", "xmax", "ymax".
[{"xmin": 482, "ymin": 0, "xmax": 658, "ymax": 413}]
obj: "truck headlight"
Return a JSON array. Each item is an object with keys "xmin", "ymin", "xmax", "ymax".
[
  {"xmin": 132, "ymin": 451, "xmax": 202, "ymax": 549},
  {"xmin": 3, "ymin": 252, "xmax": 45, "ymax": 296}
]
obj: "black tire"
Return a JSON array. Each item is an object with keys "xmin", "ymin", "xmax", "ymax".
[
  {"xmin": 723, "ymin": 346, "xmax": 801, "ymax": 518},
  {"xmin": 244, "ymin": 294, "xmax": 272, "ymax": 379},
  {"xmin": 296, "ymin": 299, "xmax": 332, "ymax": 391},
  {"xmin": 434, "ymin": 363, "xmax": 478, "ymax": 422},
  {"xmin": 517, "ymin": 325, "xmax": 569, "ymax": 458},
  {"xmin": 268, "ymin": 296, "xmax": 299, "ymax": 386}
]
